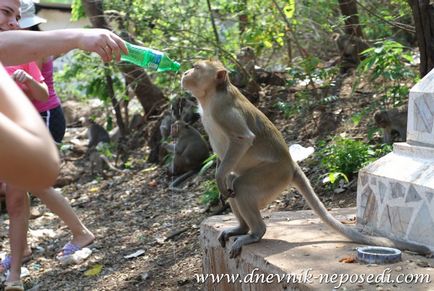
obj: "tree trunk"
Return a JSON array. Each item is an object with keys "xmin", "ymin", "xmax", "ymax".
[
  {"xmin": 82, "ymin": 0, "xmax": 127, "ymax": 137},
  {"xmin": 338, "ymin": 0, "xmax": 364, "ymax": 38},
  {"xmin": 81, "ymin": 0, "xmax": 108, "ymax": 29},
  {"xmin": 82, "ymin": 0, "xmax": 167, "ymax": 164},
  {"xmin": 121, "ymin": 65, "xmax": 166, "ymax": 117},
  {"xmin": 81, "ymin": 0, "xmax": 166, "ymax": 119},
  {"xmin": 238, "ymin": 0, "xmax": 248, "ymax": 36},
  {"xmin": 408, "ymin": 0, "xmax": 434, "ymax": 77}
]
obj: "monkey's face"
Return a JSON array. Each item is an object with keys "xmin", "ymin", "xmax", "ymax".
[
  {"xmin": 181, "ymin": 60, "xmax": 227, "ymax": 98},
  {"xmin": 237, "ymin": 47, "xmax": 255, "ymax": 64},
  {"xmin": 374, "ymin": 111, "xmax": 389, "ymax": 127},
  {"xmin": 170, "ymin": 120, "xmax": 186, "ymax": 138}
]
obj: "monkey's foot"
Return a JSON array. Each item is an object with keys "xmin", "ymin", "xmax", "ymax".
[
  {"xmin": 218, "ymin": 226, "xmax": 249, "ymax": 248},
  {"xmin": 229, "ymin": 237, "xmax": 243, "ymax": 258},
  {"xmin": 228, "ymin": 234, "xmax": 262, "ymax": 258},
  {"xmin": 217, "ymin": 231, "xmax": 229, "ymax": 248}
]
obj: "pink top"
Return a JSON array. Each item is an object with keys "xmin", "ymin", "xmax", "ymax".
[
  {"xmin": 5, "ymin": 62, "xmax": 44, "ymax": 93},
  {"xmin": 31, "ymin": 59, "xmax": 61, "ymax": 112}
]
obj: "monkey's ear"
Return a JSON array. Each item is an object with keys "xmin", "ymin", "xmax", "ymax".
[
  {"xmin": 216, "ymin": 69, "xmax": 227, "ymax": 82},
  {"xmin": 331, "ymin": 33, "xmax": 340, "ymax": 41}
]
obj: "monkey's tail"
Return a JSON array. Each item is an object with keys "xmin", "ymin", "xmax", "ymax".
[
  {"xmin": 291, "ymin": 167, "xmax": 432, "ymax": 255},
  {"xmin": 100, "ymin": 156, "xmax": 124, "ymax": 173},
  {"xmin": 169, "ymin": 170, "xmax": 197, "ymax": 190}
]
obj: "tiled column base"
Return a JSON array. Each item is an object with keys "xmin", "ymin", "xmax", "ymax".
[{"xmin": 357, "ymin": 142, "xmax": 434, "ymax": 250}]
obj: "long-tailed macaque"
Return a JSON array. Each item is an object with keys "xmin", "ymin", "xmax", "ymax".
[
  {"xmin": 87, "ymin": 120, "xmax": 110, "ymax": 149},
  {"xmin": 89, "ymin": 147, "xmax": 123, "ymax": 176},
  {"xmin": 158, "ymin": 96, "xmax": 202, "ymax": 164},
  {"xmin": 181, "ymin": 60, "xmax": 430, "ymax": 258},
  {"xmin": 332, "ymin": 33, "xmax": 369, "ymax": 73},
  {"xmin": 84, "ymin": 120, "xmax": 121, "ymax": 175},
  {"xmin": 163, "ymin": 120, "xmax": 210, "ymax": 189},
  {"xmin": 374, "ymin": 108, "xmax": 407, "ymax": 144},
  {"xmin": 230, "ymin": 47, "xmax": 260, "ymax": 104}
]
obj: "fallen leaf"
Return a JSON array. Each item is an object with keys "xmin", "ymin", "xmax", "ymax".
[
  {"xmin": 124, "ymin": 249, "xmax": 146, "ymax": 259},
  {"xmin": 84, "ymin": 264, "xmax": 103, "ymax": 276},
  {"xmin": 341, "ymin": 216, "xmax": 356, "ymax": 224},
  {"xmin": 339, "ymin": 256, "xmax": 357, "ymax": 263},
  {"xmin": 142, "ymin": 166, "xmax": 158, "ymax": 173},
  {"xmin": 341, "ymin": 220, "xmax": 356, "ymax": 225},
  {"xmin": 148, "ymin": 180, "xmax": 158, "ymax": 187}
]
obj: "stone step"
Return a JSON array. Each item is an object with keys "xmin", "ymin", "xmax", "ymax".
[{"xmin": 200, "ymin": 209, "xmax": 434, "ymax": 290}]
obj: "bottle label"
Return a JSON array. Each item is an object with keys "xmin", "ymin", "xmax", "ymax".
[{"xmin": 148, "ymin": 49, "xmax": 163, "ymax": 70}]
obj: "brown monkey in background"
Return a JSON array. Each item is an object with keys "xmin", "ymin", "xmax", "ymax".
[
  {"xmin": 374, "ymin": 108, "xmax": 407, "ymax": 144},
  {"xmin": 84, "ymin": 120, "xmax": 122, "ymax": 175},
  {"xmin": 332, "ymin": 33, "xmax": 369, "ymax": 73},
  {"xmin": 181, "ymin": 59, "xmax": 430, "ymax": 258},
  {"xmin": 230, "ymin": 47, "xmax": 260, "ymax": 103},
  {"xmin": 88, "ymin": 147, "xmax": 123, "ymax": 176},
  {"xmin": 163, "ymin": 120, "xmax": 210, "ymax": 189},
  {"xmin": 87, "ymin": 119, "xmax": 111, "ymax": 149}
]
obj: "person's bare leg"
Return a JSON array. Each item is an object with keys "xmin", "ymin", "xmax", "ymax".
[
  {"xmin": 4, "ymin": 186, "xmax": 29, "ymax": 282},
  {"xmin": 32, "ymin": 187, "xmax": 94, "ymax": 254}
]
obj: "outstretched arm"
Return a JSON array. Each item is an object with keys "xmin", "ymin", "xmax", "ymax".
[
  {"xmin": 0, "ymin": 64, "xmax": 59, "ymax": 190},
  {"xmin": 0, "ymin": 28, "xmax": 128, "ymax": 65}
]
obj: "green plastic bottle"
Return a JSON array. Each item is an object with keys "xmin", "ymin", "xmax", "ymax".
[{"xmin": 121, "ymin": 41, "xmax": 181, "ymax": 72}]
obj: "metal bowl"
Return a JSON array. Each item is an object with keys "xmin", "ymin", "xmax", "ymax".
[{"xmin": 357, "ymin": 246, "xmax": 402, "ymax": 264}]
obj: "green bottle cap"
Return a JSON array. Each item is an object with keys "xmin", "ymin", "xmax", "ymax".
[{"xmin": 172, "ymin": 61, "xmax": 181, "ymax": 72}]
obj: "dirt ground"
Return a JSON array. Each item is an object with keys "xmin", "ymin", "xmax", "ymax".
[{"xmin": 0, "ymin": 72, "xmax": 408, "ymax": 290}]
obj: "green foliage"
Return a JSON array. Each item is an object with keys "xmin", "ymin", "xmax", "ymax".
[
  {"xmin": 197, "ymin": 154, "xmax": 219, "ymax": 206},
  {"xmin": 322, "ymin": 172, "xmax": 349, "ymax": 185},
  {"xmin": 54, "ymin": 51, "xmax": 126, "ymax": 104},
  {"xmin": 96, "ymin": 142, "xmax": 114, "ymax": 159},
  {"xmin": 274, "ymin": 101, "xmax": 296, "ymax": 119},
  {"xmin": 358, "ymin": 40, "xmax": 417, "ymax": 107},
  {"xmin": 277, "ymin": 56, "xmax": 339, "ymax": 117},
  {"xmin": 123, "ymin": 158, "xmax": 134, "ymax": 169},
  {"xmin": 71, "ymin": 0, "xmax": 86, "ymax": 21},
  {"xmin": 351, "ymin": 112, "xmax": 364, "ymax": 126},
  {"xmin": 59, "ymin": 0, "xmax": 418, "ymax": 101},
  {"xmin": 288, "ymin": 56, "xmax": 339, "ymax": 89},
  {"xmin": 284, "ymin": 0, "xmax": 296, "ymax": 19},
  {"xmin": 319, "ymin": 95, "xmax": 339, "ymax": 105},
  {"xmin": 56, "ymin": 0, "xmax": 420, "ymax": 157},
  {"xmin": 316, "ymin": 136, "xmax": 392, "ymax": 180},
  {"xmin": 200, "ymin": 180, "xmax": 220, "ymax": 206},
  {"xmin": 360, "ymin": 0, "xmax": 414, "ymax": 42},
  {"xmin": 199, "ymin": 153, "xmax": 218, "ymax": 176}
]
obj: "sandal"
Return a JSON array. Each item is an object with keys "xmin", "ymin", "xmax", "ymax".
[
  {"xmin": 4, "ymin": 280, "xmax": 24, "ymax": 291},
  {"xmin": 56, "ymin": 242, "xmax": 93, "ymax": 258},
  {"xmin": 56, "ymin": 241, "xmax": 93, "ymax": 265},
  {"xmin": 0, "ymin": 254, "xmax": 33, "ymax": 273}
]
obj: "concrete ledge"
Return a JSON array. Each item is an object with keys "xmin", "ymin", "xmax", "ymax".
[
  {"xmin": 200, "ymin": 208, "xmax": 434, "ymax": 290},
  {"xmin": 394, "ymin": 142, "xmax": 434, "ymax": 161}
]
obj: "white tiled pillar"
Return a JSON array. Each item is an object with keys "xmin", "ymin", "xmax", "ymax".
[{"xmin": 357, "ymin": 69, "xmax": 434, "ymax": 250}]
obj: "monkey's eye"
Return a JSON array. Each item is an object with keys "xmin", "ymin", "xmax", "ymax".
[{"xmin": 193, "ymin": 65, "xmax": 200, "ymax": 70}]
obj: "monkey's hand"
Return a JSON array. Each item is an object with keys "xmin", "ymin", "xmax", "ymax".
[
  {"xmin": 162, "ymin": 141, "xmax": 176, "ymax": 153},
  {"xmin": 216, "ymin": 170, "xmax": 236, "ymax": 200}
]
